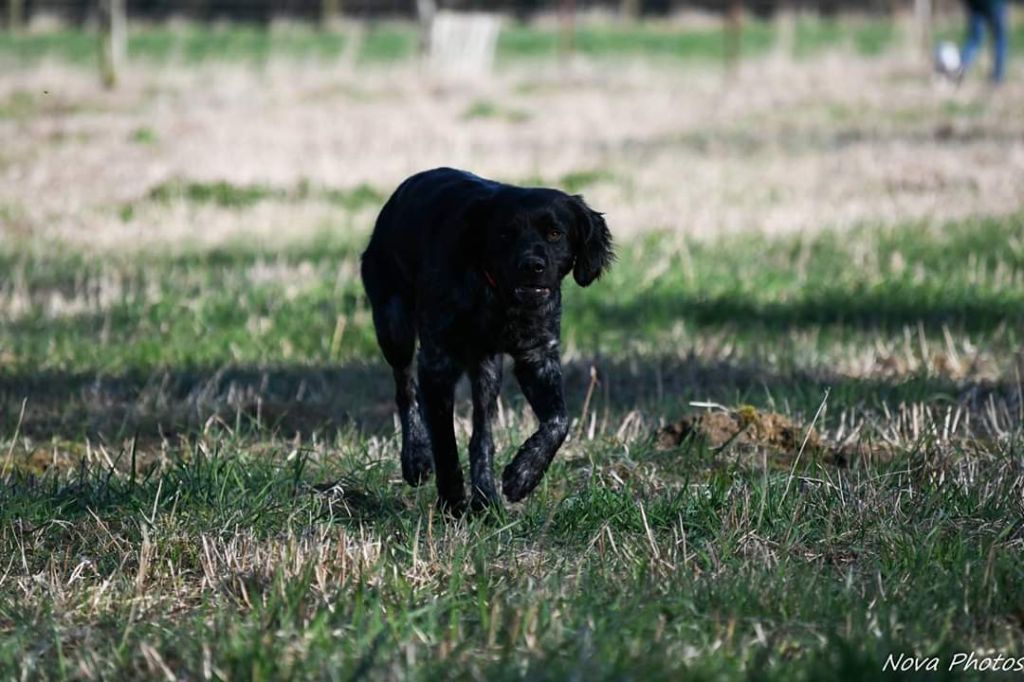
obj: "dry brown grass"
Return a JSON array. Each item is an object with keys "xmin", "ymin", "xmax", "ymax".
[{"xmin": 2, "ymin": 51, "xmax": 1022, "ymax": 252}]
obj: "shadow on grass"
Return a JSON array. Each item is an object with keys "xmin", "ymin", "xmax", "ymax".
[
  {"xmin": 1, "ymin": 354, "xmax": 1015, "ymax": 444},
  {"xmin": 0, "ymin": 362, "xmax": 393, "ymax": 442},
  {"xmin": 571, "ymin": 286, "xmax": 1024, "ymax": 337}
]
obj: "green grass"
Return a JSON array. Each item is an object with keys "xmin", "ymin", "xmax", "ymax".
[
  {"xmin": 129, "ymin": 126, "xmax": 158, "ymax": 145},
  {"xmin": 498, "ymin": 22, "xmax": 776, "ymax": 61},
  {"xmin": 2, "ymin": 433, "xmax": 1021, "ymax": 680},
  {"xmin": 0, "ymin": 89, "xmax": 40, "ymax": 120},
  {"xmin": 142, "ymin": 178, "xmax": 385, "ymax": 210},
  {"xmin": 0, "ymin": 17, "xmax": 977, "ymax": 68},
  {"xmin": 2, "ymin": 207, "xmax": 1023, "ymax": 679},
  {"xmin": 936, "ymin": 18, "xmax": 1024, "ymax": 50},
  {"xmin": 570, "ymin": 217, "xmax": 1024, "ymax": 346},
  {"xmin": 792, "ymin": 18, "xmax": 898, "ymax": 57},
  {"xmin": 463, "ymin": 99, "xmax": 530, "ymax": 123},
  {"xmin": 3, "ymin": 213, "xmax": 1019, "ymax": 378},
  {"xmin": 0, "ymin": 24, "xmax": 412, "ymax": 65}
]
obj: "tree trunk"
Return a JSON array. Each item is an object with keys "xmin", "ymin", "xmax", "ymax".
[
  {"xmin": 321, "ymin": 0, "xmax": 341, "ymax": 28},
  {"xmin": 620, "ymin": 0, "xmax": 640, "ymax": 22},
  {"xmin": 724, "ymin": 0, "xmax": 743, "ymax": 73},
  {"xmin": 775, "ymin": 0, "xmax": 795, "ymax": 59},
  {"xmin": 914, "ymin": 0, "xmax": 932, "ymax": 60},
  {"xmin": 560, "ymin": 0, "xmax": 576, "ymax": 58},
  {"xmin": 416, "ymin": 0, "xmax": 437, "ymax": 55},
  {"xmin": 99, "ymin": 0, "xmax": 127, "ymax": 89},
  {"xmin": 7, "ymin": 0, "xmax": 24, "ymax": 32}
]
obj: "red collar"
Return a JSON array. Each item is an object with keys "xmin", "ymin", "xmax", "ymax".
[{"xmin": 482, "ymin": 269, "xmax": 498, "ymax": 289}]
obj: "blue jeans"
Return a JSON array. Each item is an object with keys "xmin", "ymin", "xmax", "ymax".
[{"xmin": 960, "ymin": 0, "xmax": 1008, "ymax": 82}]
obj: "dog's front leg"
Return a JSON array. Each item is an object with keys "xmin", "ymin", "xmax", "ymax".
[
  {"xmin": 418, "ymin": 348, "xmax": 466, "ymax": 514},
  {"xmin": 502, "ymin": 348, "xmax": 569, "ymax": 503}
]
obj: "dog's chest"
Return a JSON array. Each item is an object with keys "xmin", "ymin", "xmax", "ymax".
[
  {"xmin": 416, "ymin": 278, "xmax": 562, "ymax": 362},
  {"xmin": 471, "ymin": 299, "xmax": 560, "ymax": 357}
]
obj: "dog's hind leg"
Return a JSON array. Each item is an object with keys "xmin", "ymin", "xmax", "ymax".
[
  {"xmin": 392, "ymin": 359, "xmax": 434, "ymax": 487},
  {"xmin": 418, "ymin": 346, "xmax": 466, "ymax": 514},
  {"xmin": 468, "ymin": 354, "xmax": 503, "ymax": 511},
  {"xmin": 363, "ymin": 257, "xmax": 433, "ymax": 486}
]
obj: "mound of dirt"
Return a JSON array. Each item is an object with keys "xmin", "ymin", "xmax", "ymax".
[{"xmin": 655, "ymin": 405, "xmax": 821, "ymax": 453}]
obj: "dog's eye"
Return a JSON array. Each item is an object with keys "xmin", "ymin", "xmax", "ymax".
[{"xmin": 546, "ymin": 230, "xmax": 562, "ymax": 242}]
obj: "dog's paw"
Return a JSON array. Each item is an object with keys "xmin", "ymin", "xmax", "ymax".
[
  {"xmin": 470, "ymin": 482, "xmax": 503, "ymax": 513},
  {"xmin": 401, "ymin": 445, "xmax": 434, "ymax": 487},
  {"xmin": 436, "ymin": 492, "xmax": 468, "ymax": 517},
  {"xmin": 501, "ymin": 460, "xmax": 545, "ymax": 503}
]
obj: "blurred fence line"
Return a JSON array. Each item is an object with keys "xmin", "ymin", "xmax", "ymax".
[
  {"xmin": 2, "ymin": 0, "xmax": 1001, "ymax": 89},
  {"xmin": 1, "ymin": 0, "xmax": 986, "ymax": 27}
]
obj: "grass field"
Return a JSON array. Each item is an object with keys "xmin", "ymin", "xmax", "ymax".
[
  {"xmin": 2, "ymin": 16, "xmax": 1024, "ymax": 681},
  {"xmin": 3, "ymin": 16, "xmax": 1023, "ymax": 66},
  {"xmin": 0, "ymin": 19, "xmax": 899, "ymax": 65}
]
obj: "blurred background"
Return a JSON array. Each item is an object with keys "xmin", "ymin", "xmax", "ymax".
[
  {"xmin": 1, "ymin": 1, "xmax": 1021, "ymax": 251},
  {"xmin": 2, "ymin": 0, "xmax": 1022, "ymax": 250}
]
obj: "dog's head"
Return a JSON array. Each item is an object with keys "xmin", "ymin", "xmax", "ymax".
[{"xmin": 464, "ymin": 189, "xmax": 614, "ymax": 308}]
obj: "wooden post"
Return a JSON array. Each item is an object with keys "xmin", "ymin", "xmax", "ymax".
[
  {"xmin": 98, "ymin": 0, "xmax": 127, "ymax": 89},
  {"xmin": 620, "ymin": 0, "xmax": 640, "ymax": 22},
  {"xmin": 321, "ymin": 0, "xmax": 340, "ymax": 28},
  {"xmin": 914, "ymin": 0, "xmax": 932, "ymax": 60},
  {"xmin": 560, "ymin": 0, "xmax": 576, "ymax": 58},
  {"xmin": 775, "ymin": 0, "xmax": 795, "ymax": 59},
  {"xmin": 416, "ymin": 0, "xmax": 437, "ymax": 55},
  {"xmin": 724, "ymin": 0, "xmax": 743, "ymax": 74},
  {"xmin": 7, "ymin": 0, "xmax": 24, "ymax": 32}
]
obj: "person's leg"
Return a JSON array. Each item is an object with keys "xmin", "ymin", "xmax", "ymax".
[
  {"xmin": 988, "ymin": 0, "xmax": 1008, "ymax": 83},
  {"xmin": 960, "ymin": 4, "xmax": 987, "ymax": 74}
]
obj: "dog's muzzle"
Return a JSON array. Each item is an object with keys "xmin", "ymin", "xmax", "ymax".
[{"xmin": 512, "ymin": 286, "xmax": 552, "ymax": 306}]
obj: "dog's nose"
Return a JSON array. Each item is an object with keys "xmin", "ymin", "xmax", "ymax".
[{"xmin": 519, "ymin": 256, "xmax": 546, "ymax": 275}]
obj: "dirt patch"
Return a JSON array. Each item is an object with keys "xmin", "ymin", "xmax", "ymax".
[
  {"xmin": 655, "ymin": 405, "xmax": 908, "ymax": 468},
  {"xmin": 657, "ymin": 405, "xmax": 820, "ymax": 450},
  {"xmin": 649, "ymin": 404, "xmax": 891, "ymax": 470}
]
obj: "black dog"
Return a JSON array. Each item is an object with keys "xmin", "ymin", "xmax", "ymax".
[{"xmin": 361, "ymin": 168, "xmax": 613, "ymax": 512}]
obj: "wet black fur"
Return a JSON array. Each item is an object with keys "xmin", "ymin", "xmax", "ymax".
[{"xmin": 361, "ymin": 167, "xmax": 614, "ymax": 512}]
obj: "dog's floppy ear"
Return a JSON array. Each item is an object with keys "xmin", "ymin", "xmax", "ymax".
[{"xmin": 567, "ymin": 195, "xmax": 614, "ymax": 287}]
